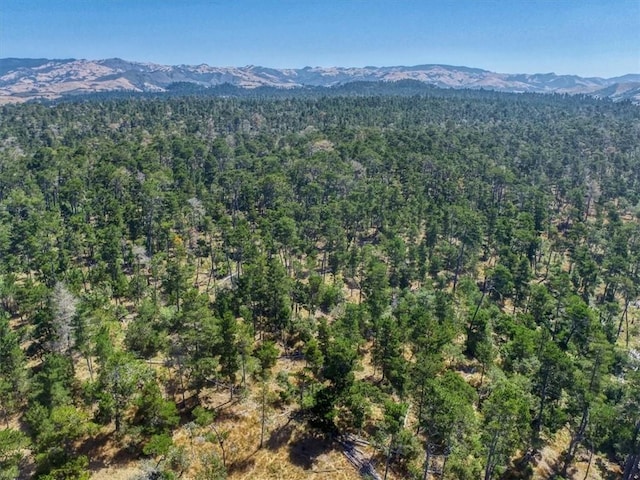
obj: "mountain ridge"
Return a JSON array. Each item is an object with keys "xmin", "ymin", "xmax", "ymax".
[{"xmin": 1, "ymin": 57, "xmax": 638, "ymax": 103}]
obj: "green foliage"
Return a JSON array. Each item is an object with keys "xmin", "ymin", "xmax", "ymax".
[
  {"xmin": 37, "ymin": 455, "xmax": 90, "ymax": 480},
  {"xmin": 382, "ymin": 400, "xmax": 407, "ymax": 437},
  {"xmin": 0, "ymin": 87, "xmax": 638, "ymax": 478},
  {"xmin": 532, "ymin": 339, "xmax": 573, "ymax": 438},
  {"xmin": 342, "ymin": 381, "xmax": 373, "ymax": 431},
  {"xmin": 420, "ymin": 371, "xmax": 477, "ymax": 448},
  {"xmin": 28, "ymin": 404, "xmax": 96, "ymax": 479},
  {"xmin": 95, "ymin": 352, "xmax": 152, "ymax": 432},
  {"xmin": 254, "ymin": 341, "xmax": 279, "ymax": 381},
  {"xmin": 143, "ymin": 433, "xmax": 173, "ymax": 458},
  {"xmin": 217, "ymin": 313, "xmax": 240, "ymax": 388},
  {"xmin": 0, "ymin": 314, "xmax": 27, "ymax": 420},
  {"xmin": 321, "ymin": 337, "xmax": 357, "ymax": 394},
  {"xmin": 133, "ymin": 382, "xmax": 179, "ymax": 436},
  {"xmin": 361, "ymin": 257, "xmax": 390, "ymax": 320},
  {"xmin": 194, "ymin": 451, "xmax": 227, "ymax": 480},
  {"xmin": 125, "ymin": 312, "xmax": 168, "ymax": 359},
  {"xmin": 29, "ymin": 353, "xmax": 76, "ymax": 410},
  {"xmin": 192, "ymin": 406, "xmax": 215, "ymax": 427},
  {"xmin": 482, "ymin": 378, "xmax": 531, "ymax": 480},
  {"xmin": 0, "ymin": 428, "xmax": 29, "ymax": 479}
]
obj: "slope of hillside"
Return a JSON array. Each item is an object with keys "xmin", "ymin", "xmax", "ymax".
[{"xmin": 0, "ymin": 57, "xmax": 638, "ymax": 103}]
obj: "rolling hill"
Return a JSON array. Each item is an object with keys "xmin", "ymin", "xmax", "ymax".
[{"xmin": 1, "ymin": 57, "xmax": 638, "ymax": 103}]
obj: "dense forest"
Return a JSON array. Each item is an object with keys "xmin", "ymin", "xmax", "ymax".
[{"xmin": 1, "ymin": 88, "xmax": 639, "ymax": 480}]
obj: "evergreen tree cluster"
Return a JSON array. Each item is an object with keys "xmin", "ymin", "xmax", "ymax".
[{"xmin": 0, "ymin": 90, "xmax": 639, "ymax": 479}]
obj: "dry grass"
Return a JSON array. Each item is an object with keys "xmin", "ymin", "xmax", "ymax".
[
  {"xmin": 531, "ymin": 428, "xmax": 622, "ymax": 480},
  {"xmin": 169, "ymin": 383, "xmax": 361, "ymax": 480},
  {"xmin": 533, "ymin": 429, "xmax": 567, "ymax": 479},
  {"xmin": 82, "ymin": 372, "xmax": 366, "ymax": 480},
  {"xmin": 10, "ymin": 223, "xmax": 635, "ymax": 480},
  {"xmin": 90, "ymin": 463, "xmax": 143, "ymax": 480}
]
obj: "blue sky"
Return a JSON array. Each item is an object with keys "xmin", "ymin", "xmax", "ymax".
[{"xmin": 2, "ymin": 0, "xmax": 638, "ymax": 77}]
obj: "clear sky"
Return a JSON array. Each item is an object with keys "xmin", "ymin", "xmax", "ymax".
[{"xmin": 2, "ymin": 0, "xmax": 639, "ymax": 77}]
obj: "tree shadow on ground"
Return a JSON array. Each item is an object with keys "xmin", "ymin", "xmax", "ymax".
[
  {"xmin": 267, "ymin": 419, "xmax": 296, "ymax": 451},
  {"xmin": 81, "ymin": 431, "xmax": 141, "ymax": 472},
  {"xmin": 288, "ymin": 431, "xmax": 336, "ymax": 470},
  {"xmin": 596, "ymin": 457, "xmax": 622, "ymax": 480},
  {"xmin": 227, "ymin": 454, "xmax": 257, "ymax": 476},
  {"xmin": 213, "ymin": 406, "xmax": 243, "ymax": 423},
  {"xmin": 503, "ymin": 450, "xmax": 534, "ymax": 479},
  {"xmin": 542, "ymin": 455, "xmax": 621, "ymax": 480}
]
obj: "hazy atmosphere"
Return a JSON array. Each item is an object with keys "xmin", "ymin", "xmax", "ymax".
[{"xmin": 2, "ymin": 0, "xmax": 639, "ymax": 77}]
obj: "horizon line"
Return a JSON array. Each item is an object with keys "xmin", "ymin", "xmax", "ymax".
[{"xmin": 1, "ymin": 56, "xmax": 638, "ymax": 79}]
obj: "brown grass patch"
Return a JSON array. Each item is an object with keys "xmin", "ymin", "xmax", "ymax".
[
  {"xmin": 530, "ymin": 428, "xmax": 622, "ymax": 480},
  {"xmin": 170, "ymin": 391, "xmax": 360, "ymax": 480}
]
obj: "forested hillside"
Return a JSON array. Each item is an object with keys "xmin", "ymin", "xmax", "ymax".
[{"xmin": 1, "ymin": 91, "xmax": 639, "ymax": 480}]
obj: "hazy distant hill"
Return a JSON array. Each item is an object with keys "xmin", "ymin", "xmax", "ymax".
[{"xmin": 1, "ymin": 57, "xmax": 638, "ymax": 103}]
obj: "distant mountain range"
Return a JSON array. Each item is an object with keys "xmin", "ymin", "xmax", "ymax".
[{"xmin": 1, "ymin": 57, "xmax": 639, "ymax": 103}]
